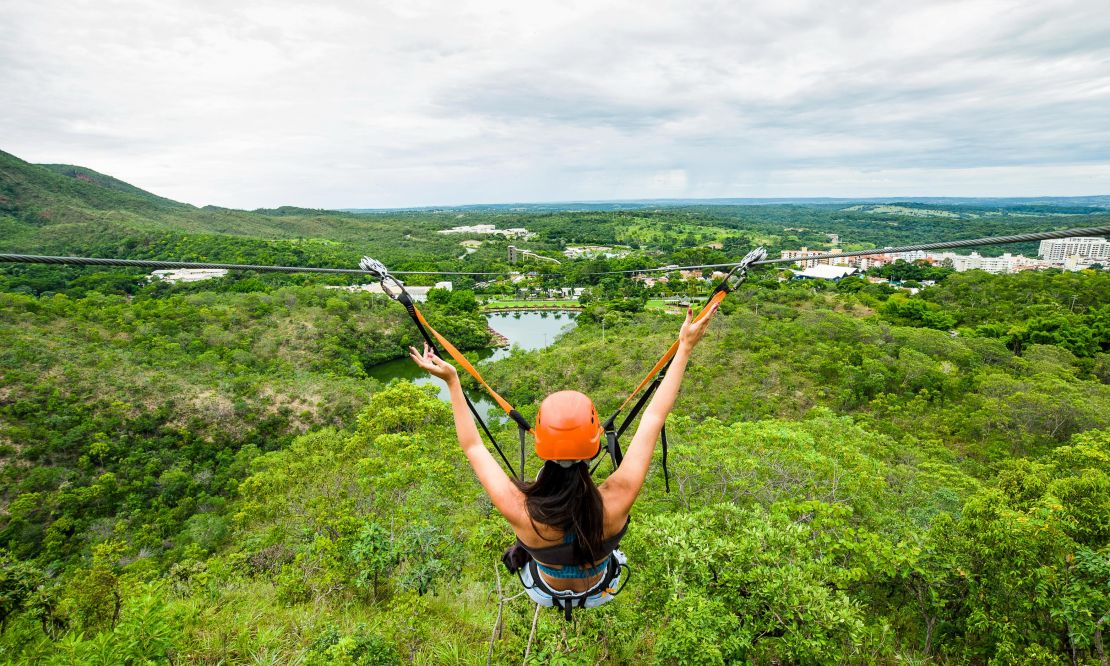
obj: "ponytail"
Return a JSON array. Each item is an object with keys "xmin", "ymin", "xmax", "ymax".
[{"xmin": 517, "ymin": 460, "xmax": 605, "ymax": 565}]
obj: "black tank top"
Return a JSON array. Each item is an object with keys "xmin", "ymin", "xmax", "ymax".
[{"xmin": 517, "ymin": 516, "xmax": 630, "ymax": 566}]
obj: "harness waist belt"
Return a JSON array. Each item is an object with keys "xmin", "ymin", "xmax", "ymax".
[{"xmin": 512, "ymin": 517, "xmax": 629, "ymax": 568}]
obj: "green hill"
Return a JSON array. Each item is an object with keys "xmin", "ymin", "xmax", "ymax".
[
  {"xmin": 37, "ymin": 162, "xmax": 188, "ymax": 208},
  {"xmin": 0, "ymin": 149, "xmax": 472, "ymax": 275},
  {"xmin": 6, "ymin": 147, "xmax": 1109, "ymax": 268},
  {"xmin": 0, "ymin": 148, "xmax": 408, "ymax": 244},
  {"xmin": 0, "ymin": 149, "xmax": 179, "ymax": 225}
]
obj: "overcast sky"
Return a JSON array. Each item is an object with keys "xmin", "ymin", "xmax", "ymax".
[{"xmin": 2, "ymin": 0, "xmax": 1109, "ymax": 208}]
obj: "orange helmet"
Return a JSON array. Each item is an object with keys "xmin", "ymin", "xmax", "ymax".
[{"xmin": 533, "ymin": 391, "xmax": 603, "ymax": 462}]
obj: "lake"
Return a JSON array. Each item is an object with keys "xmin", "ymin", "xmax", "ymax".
[{"xmin": 366, "ymin": 310, "xmax": 578, "ymax": 420}]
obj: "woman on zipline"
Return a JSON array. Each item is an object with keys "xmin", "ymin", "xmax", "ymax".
[{"xmin": 409, "ymin": 303, "xmax": 716, "ymax": 611}]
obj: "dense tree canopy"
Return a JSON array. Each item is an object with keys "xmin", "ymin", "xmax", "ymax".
[
  {"xmin": 1, "ymin": 272, "xmax": 1108, "ymax": 663},
  {"xmin": 2, "ymin": 152, "xmax": 1109, "ymax": 663}
]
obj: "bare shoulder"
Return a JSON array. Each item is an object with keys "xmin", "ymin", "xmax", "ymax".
[
  {"xmin": 512, "ymin": 520, "xmax": 560, "ymax": 549},
  {"xmin": 598, "ymin": 473, "xmax": 632, "ymax": 503},
  {"xmin": 598, "ymin": 480, "xmax": 633, "ymax": 533},
  {"xmin": 494, "ymin": 485, "xmax": 531, "ymax": 532}
]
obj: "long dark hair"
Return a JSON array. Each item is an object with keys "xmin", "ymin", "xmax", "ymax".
[{"xmin": 517, "ymin": 460, "xmax": 605, "ymax": 565}]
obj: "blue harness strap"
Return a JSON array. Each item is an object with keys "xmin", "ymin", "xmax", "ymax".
[
  {"xmin": 509, "ymin": 517, "xmax": 630, "ymax": 569},
  {"xmin": 534, "ymin": 559, "xmax": 611, "ymax": 579}
]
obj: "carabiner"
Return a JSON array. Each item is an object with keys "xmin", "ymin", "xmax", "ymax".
[
  {"xmin": 719, "ymin": 246, "xmax": 767, "ymax": 292},
  {"xmin": 359, "ymin": 256, "xmax": 390, "ymax": 278},
  {"xmin": 379, "ymin": 275, "xmax": 406, "ymax": 300},
  {"xmin": 359, "ymin": 256, "xmax": 405, "ymax": 301}
]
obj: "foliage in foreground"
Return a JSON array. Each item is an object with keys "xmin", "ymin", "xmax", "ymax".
[
  {"xmin": 0, "ymin": 286, "xmax": 489, "ymax": 565},
  {"xmin": 1, "ymin": 381, "xmax": 1108, "ymax": 664}
]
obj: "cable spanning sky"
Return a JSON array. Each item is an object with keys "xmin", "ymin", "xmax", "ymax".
[{"xmin": 2, "ymin": 0, "xmax": 1108, "ymax": 209}]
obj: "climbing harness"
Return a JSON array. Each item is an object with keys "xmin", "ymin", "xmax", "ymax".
[
  {"xmin": 504, "ymin": 518, "xmax": 632, "ymax": 621},
  {"xmin": 519, "ymin": 550, "xmax": 630, "ymax": 621},
  {"xmin": 593, "ymin": 246, "xmax": 767, "ymax": 491}
]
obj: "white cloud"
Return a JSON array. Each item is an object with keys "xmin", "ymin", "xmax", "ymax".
[{"xmin": 1, "ymin": 0, "xmax": 1107, "ymax": 207}]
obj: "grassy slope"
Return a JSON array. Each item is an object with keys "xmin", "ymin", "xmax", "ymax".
[{"xmin": 4, "ymin": 292, "xmax": 1102, "ymax": 662}]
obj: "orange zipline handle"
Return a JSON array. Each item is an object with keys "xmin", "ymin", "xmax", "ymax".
[
  {"xmin": 598, "ymin": 247, "xmax": 766, "ymax": 483},
  {"xmin": 409, "ymin": 302, "xmax": 527, "ymax": 428},
  {"xmin": 614, "ymin": 289, "xmax": 727, "ymax": 414}
]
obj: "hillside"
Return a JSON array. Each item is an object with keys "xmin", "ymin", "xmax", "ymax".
[
  {"xmin": 1, "ymin": 148, "xmax": 1109, "ymax": 662},
  {"xmin": 0, "ymin": 150, "xmax": 179, "ymax": 226},
  {"xmin": 0, "ymin": 150, "xmax": 463, "ymax": 268},
  {"xmin": 37, "ymin": 163, "xmax": 188, "ymax": 208}
]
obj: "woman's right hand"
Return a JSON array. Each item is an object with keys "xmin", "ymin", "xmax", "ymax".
[
  {"xmin": 678, "ymin": 302, "xmax": 718, "ymax": 352},
  {"xmin": 409, "ymin": 342, "xmax": 459, "ymax": 382}
]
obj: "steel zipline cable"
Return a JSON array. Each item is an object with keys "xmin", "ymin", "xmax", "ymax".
[
  {"xmin": 0, "ymin": 224, "xmax": 1108, "ymax": 277},
  {"xmin": 0, "ymin": 254, "xmax": 509, "ymax": 277}
]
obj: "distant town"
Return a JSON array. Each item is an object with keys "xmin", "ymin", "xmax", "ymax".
[
  {"xmin": 780, "ymin": 236, "xmax": 1108, "ymax": 275},
  {"xmin": 148, "ymin": 231, "xmax": 1107, "ymax": 290}
]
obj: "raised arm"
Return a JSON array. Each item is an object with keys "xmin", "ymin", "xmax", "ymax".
[
  {"xmin": 600, "ymin": 304, "xmax": 717, "ymax": 515},
  {"xmin": 408, "ymin": 344, "xmax": 526, "ymax": 526}
]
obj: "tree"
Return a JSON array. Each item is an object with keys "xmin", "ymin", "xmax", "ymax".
[
  {"xmin": 350, "ymin": 522, "xmax": 399, "ymax": 599},
  {"xmin": 0, "ymin": 550, "xmax": 43, "ymax": 634},
  {"xmin": 65, "ymin": 540, "xmax": 127, "ymax": 633}
]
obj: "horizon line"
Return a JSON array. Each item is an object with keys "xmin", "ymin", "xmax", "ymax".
[{"xmin": 328, "ymin": 194, "xmax": 1110, "ymax": 213}]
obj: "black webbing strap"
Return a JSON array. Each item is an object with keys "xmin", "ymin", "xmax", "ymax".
[
  {"xmin": 395, "ymin": 292, "xmax": 520, "ymax": 479},
  {"xmin": 519, "ymin": 426, "xmax": 527, "ymax": 481},
  {"xmin": 593, "ymin": 365, "xmax": 671, "ymax": 490},
  {"xmin": 593, "ymin": 427, "xmax": 619, "ymax": 476},
  {"xmin": 609, "ymin": 423, "xmax": 624, "ymax": 463},
  {"xmin": 615, "ymin": 366, "xmax": 668, "ymax": 440}
]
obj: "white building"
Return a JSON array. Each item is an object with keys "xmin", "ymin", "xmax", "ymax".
[
  {"xmin": 780, "ymin": 246, "xmax": 923, "ymax": 270},
  {"xmin": 563, "ymin": 245, "xmax": 630, "ymax": 259},
  {"xmin": 780, "ymin": 247, "xmax": 841, "ymax": 268},
  {"xmin": 924, "ymin": 252, "xmax": 1049, "ymax": 274},
  {"xmin": 149, "ymin": 268, "xmax": 228, "ymax": 283},
  {"xmin": 890, "ymin": 250, "xmax": 928, "ymax": 262},
  {"xmin": 438, "ymin": 224, "xmax": 535, "ymax": 239},
  {"xmin": 1038, "ymin": 237, "xmax": 1110, "ymax": 263},
  {"xmin": 439, "ymin": 224, "xmax": 497, "ymax": 234},
  {"xmin": 328, "ymin": 281, "xmax": 451, "ymax": 301},
  {"xmin": 793, "ymin": 265, "xmax": 858, "ymax": 280}
]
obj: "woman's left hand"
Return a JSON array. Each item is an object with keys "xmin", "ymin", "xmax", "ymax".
[
  {"xmin": 409, "ymin": 342, "xmax": 459, "ymax": 382},
  {"xmin": 678, "ymin": 302, "xmax": 717, "ymax": 352}
]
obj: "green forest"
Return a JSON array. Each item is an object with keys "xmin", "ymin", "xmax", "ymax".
[{"xmin": 1, "ymin": 151, "xmax": 1109, "ymax": 664}]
